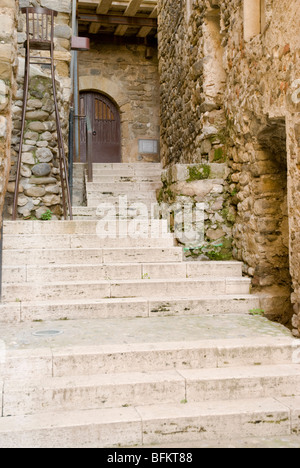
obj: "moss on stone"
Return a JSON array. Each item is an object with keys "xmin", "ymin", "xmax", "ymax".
[{"xmin": 187, "ymin": 164, "xmax": 211, "ymax": 182}]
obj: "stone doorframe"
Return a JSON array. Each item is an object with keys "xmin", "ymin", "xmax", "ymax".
[{"xmin": 79, "ymin": 76, "xmax": 131, "ymax": 163}]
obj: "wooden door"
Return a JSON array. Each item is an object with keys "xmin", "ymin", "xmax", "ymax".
[{"xmin": 79, "ymin": 92, "xmax": 121, "ymax": 163}]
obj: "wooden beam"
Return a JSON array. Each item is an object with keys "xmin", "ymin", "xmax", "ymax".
[
  {"xmin": 137, "ymin": 5, "xmax": 157, "ymax": 37},
  {"xmin": 78, "ymin": 13, "xmax": 157, "ymax": 28},
  {"xmin": 89, "ymin": 23, "xmax": 101, "ymax": 33},
  {"xmin": 115, "ymin": 0, "xmax": 143, "ymax": 36},
  {"xmin": 96, "ymin": 0, "xmax": 113, "ymax": 14}
]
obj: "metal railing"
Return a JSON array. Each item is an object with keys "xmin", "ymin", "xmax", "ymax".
[{"xmin": 86, "ymin": 115, "xmax": 93, "ymax": 183}]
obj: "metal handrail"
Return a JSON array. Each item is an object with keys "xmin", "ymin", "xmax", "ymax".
[{"xmin": 86, "ymin": 115, "xmax": 93, "ymax": 183}]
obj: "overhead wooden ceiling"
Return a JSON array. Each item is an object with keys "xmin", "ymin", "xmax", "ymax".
[{"xmin": 77, "ymin": 0, "xmax": 158, "ymax": 38}]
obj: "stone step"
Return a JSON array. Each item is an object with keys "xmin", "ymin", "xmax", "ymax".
[
  {"xmin": 1, "ymin": 294, "xmax": 260, "ymax": 322},
  {"xmin": 2, "ymin": 277, "xmax": 251, "ymax": 302},
  {"xmin": 3, "ymin": 234, "xmax": 174, "ymax": 250},
  {"xmin": 0, "ymin": 397, "xmax": 297, "ymax": 447},
  {"xmin": 92, "ymin": 163, "xmax": 162, "ymax": 170},
  {"xmin": 87, "ymin": 193, "xmax": 158, "ymax": 201},
  {"xmin": 3, "ymin": 247, "xmax": 183, "ymax": 266},
  {"xmin": 72, "ymin": 206, "xmax": 161, "ymax": 219},
  {"xmin": 87, "ymin": 198, "xmax": 158, "ymax": 209},
  {"xmin": 89, "ymin": 175, "xmax": 162, "ymax": 184},
  {"xmin": 3, "ymin": 261, "xmax": 243, "ymax": 284},
  {"xmin": 86, "ymin": 182, "xmax": 162, "ymax": 192},
  {"xmin": 3, "ymin": 219, "xmax": 169, "ymax": 236},
  {"xmin": 3, "ymin": 365, "xmax": 300, "ymax": 418},
  {"xmin": 0, "ymin": 317, "xmax": 296, "ymax": 378}
]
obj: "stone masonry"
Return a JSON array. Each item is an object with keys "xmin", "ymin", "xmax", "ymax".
[
  {"xmin": 78, "ymin": 40, "xmax": 160, "ymax": 163},
  {"xmin": 4, "ymin": 0, "xmax": 72, "ymax": 220},
  {"xmin": 0, "ymin": 0, "xmax": 17, "ymax": 226},
  {"xmin": 157, "ymin": 0, "xmax": 300, "ymax": 331}
]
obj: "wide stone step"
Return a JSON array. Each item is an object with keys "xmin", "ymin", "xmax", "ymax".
[
  {"xmin": 3, "ymin": 234, "xmax": 174, "ymax": 250},
  {"xmin": 1, "ymin": 294, "xmax": 260, "ymax": 322},
  {"xmin": 0, "ymin": 312, "xmax": 296, "ymax": 378},
  {"xmin": 2, "ymin": 277, "xmax": 251, "ymax": 302},
  {"xmin": 3, "ymin": 365, "xmax": 300, "ymax": 417},
  {"xmin": 89, "ymin": 175, "xmax": 162, "ymax": 184},
  {"xmin": 3, "ymin": 261, "xmax": 243, "ymax": 284},
  {"xmin": 0, "ymin": 397, "xmax": 297, "ymax": 448},
  {"xmin": 3, "ymin": 247, "xmax": 183, "ymax": 266},
  {"xmin": 90, "ymin": 166, "xmax": 162, "ymax": 177},
  {"xmin": 86, "ymin": 182, "xmax": 162, "ymax": 192},
  {"xmin": 72, "ymin": 206, "xmax": 161, "ymax": 219},
  {"xmin": 3, "ymin": 219, "xmax": 169, "ymax": 236},
  {"xmin": 87, "ymin": 198, "xmax": 158, "ymax": 209}
]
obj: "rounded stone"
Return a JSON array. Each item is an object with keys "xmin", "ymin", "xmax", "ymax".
[
  {"xmin": 20, "ymin": 166, "xmax": 32, "ymax": 178},
  {"xmin": 25, "ymin": 186, "xmax": 46, "ymax": 197},
  {"xmin": 32, "ymin": 163, "xmax": 51, "ymax": 177},
  {"xmin": 36, "ymin": 147, "xmax": 53, "ymax": 163}
]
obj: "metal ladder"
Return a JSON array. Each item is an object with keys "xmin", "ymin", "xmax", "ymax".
[{"xmin": 12, "ymin": 7, "xmax": 72, "ymax": 220}]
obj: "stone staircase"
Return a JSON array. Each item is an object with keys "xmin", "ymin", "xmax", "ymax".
[
  {"xmin": 72, "ymin": 163, "xmax": 163, "ymax": 219},
  {"xmin": 0, "ymin": 162, "xmax": 299, "ymax": 448}
]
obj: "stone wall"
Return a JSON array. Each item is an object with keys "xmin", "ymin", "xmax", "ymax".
[
  {"xmin": 158, "ymin": 0, "xmax": 227, "ymax": 167},
  {"xmin": 158, "ymin": 162, "xmax": 234, "ymax": 261},
  {"xmin": 4, "ymin": 0, "xmax": 72, "ymax": 220},
  {"xmin": 157, "ymin": 0, "xmax": 300, "ymax": 328},
  {"xmin": 220, "ymin": 0, "xmax": 300, "ymax": 328},
  {"xmin": 78, "ymin": 40, "xmax": 160, "ymax": 163},
  {"xmin": 0, "ymin": 0, "xmax": 18, "ymax": 226}
]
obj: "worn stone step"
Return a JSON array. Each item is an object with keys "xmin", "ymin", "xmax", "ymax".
[
  {"xmin": 0, "ymin": 318, "xmax": 296, "ymax": 378},
  {"xmin": 1, "ymin": 294, "xmax": 260, "ymax": 322},
  {"xmin": 86, "ymin": 182, "xmax": 162, "ymax": 192},
  {"xmin": 2, "ymin": 261, "xmax": 243, "ymax": 284},
  {"xmin": 3, "ymin": 234, "xmax": 174, "ymax": 250},
  {"xmin": 72, "ymin": 206, "xmax": 161, "ymax": 219},
  {"xmin": 93, "ymin": 162, "xmax": 162, "ymax": 171},
  {"xmin": 3, "ymin": 247, "xmax": 183, "ymax": 266},
  {"xmin": 90, "ymin": 165, "xmax": 162, "ymax": 175},
  {"xmin": 2, "ymin": 370, "xmax": 185, "ymax": 416},
  {"xmin": 87, "ymin": 198, "xmax": 158, "ymax": 209},
  {"xmin": 89, "ymin": 175, "xmax": 162, "ymax": 184},
  {"xmin": 2, "ymin": 277, "xmax": 251, "ymax": 302},
  {"xmin": 0, "ymin": 397, "xmax": 297, "ymax": 448},
  {"xmin": 3, "ymin": 219, "xmax": 169, "ymax": 236},
  {"xmin": 3, "ymin": 365, "xmax": 300, "ymax": 418}
]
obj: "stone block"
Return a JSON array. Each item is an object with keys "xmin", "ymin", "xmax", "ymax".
[
  {"xmin": 25, "ymin": 187, "xmax": 46, "ymax": 198},
  {"xmin": 0, "ymin": 14, "xmax": 14, "ymax": 40},
  {"xmin": 0, "ymin": 44, "xmax": 13, "ymax": 79},
  {"xmin": 0, "ymin": 0, "xmax": 16, "ymax": 6},
  {"xmin": 41, "ymin": 0, "xmax": 71, "ymax": 13},
  {"xmin": 29, "ymin": 177, "xmax": 57, "ymax": 185},
  {"xmin": 36, "ymin": 148, "xmax": 53, "ymax": 163},
  {"xmin": 0, "ymin": 116, "xmax": 7, "ymax": 138},
  {"xmin": 32, "ymin": 163, "xmax": 52, "ymax": 177}
]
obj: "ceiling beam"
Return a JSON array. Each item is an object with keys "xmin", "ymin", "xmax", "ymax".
[
  {"xmin": 78, "ymin": 13, "xmax": 157, "ymax": 28},
  {"xmin": 89, "ymin": 23, "xmax": 101, "ymax": 33},
  {"xmin": 137, "ymin": 5, "xmax": 157, "ymax": 37},
  {"xmin": 96, "ymin": 0, "xmax": 113, "ymax": 14},
  {"xmin": 115, "ymin": 0, "xmax": 143, "ymax": 36}
]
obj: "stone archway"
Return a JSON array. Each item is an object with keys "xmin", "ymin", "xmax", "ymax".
[{"xmin": 79, "ymin": 76, "xmax": 131, "ymax": 163}]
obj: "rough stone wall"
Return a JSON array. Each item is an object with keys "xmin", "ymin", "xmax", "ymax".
[
  {"xmin": 0, "ymin": 0, "xmax": 18, "ymax": 226},
  {"xmin": 220, "ymin": 0, "xmax": 300, "ymax": 328},
  {"xmin": 158, "ymin": 0, "xmax": 227, "ymax": 167},
  {"xmin": 4, "ymin": 0, "xmax": 72, "ymax": 220},
  {"xmin": 158, "ymin": 162, "xmax": 234, "ymax": 261},
  {"xmin": 157, "ymin": 0, "xmax": 300, "ymax": 328},
  {"xmin": 78, "ymin": 41, "xmax": 160, "ymax": 163}
]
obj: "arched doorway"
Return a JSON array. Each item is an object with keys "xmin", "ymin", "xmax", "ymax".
[{"xmin": 79, "ymin": 91, "xmax": 121, "ymax": 163}]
